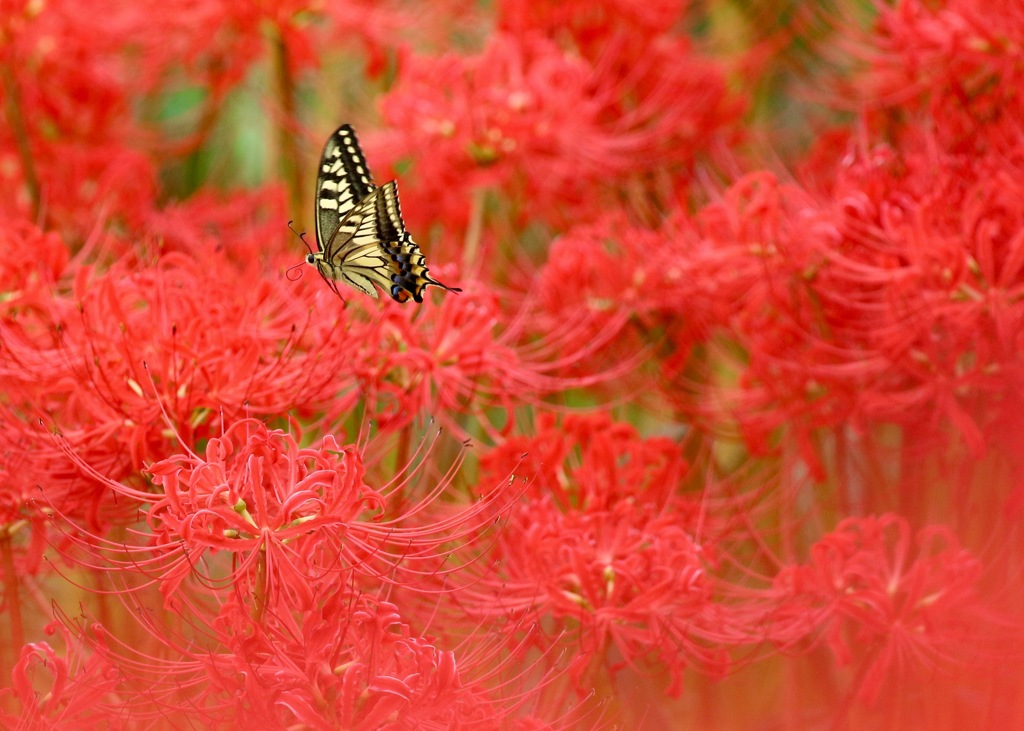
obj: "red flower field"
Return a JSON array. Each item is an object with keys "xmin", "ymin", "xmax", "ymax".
[{"xmin": 1, "ymin": 1, "xmax": 1023, "ymax": 728}]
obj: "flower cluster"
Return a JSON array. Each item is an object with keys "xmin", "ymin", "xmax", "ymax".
[{"xmin": 0, "ymin": 1, "xmax": 1019, "ymax": 729}]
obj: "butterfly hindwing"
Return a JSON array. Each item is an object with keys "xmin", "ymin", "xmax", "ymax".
[
  {"xmin": 384, "ymin": 233, "xmax": 456, "ymax": 304},
  {"xmin": 315, "ymin": 124, "xmax": 376, "ymax": 252}
]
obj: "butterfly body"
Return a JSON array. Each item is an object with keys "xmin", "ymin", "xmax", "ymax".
[{"xmin": 307, "ymin": 124, "xmax": 459, "ymax": 304}]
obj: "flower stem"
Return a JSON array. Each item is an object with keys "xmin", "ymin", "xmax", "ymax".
[
  {"xmin": 252, "ymin": 546, "xmax": 267, "ymax": 624},
  {"xmin": 268, "ymin": 22, "xmax": 303, "ymax": 226},
  {"xmin": 0, "ymin": 532, "xmax": 25, "ymax": 682},
  {"xmin": 0, "ymin": 60, "xmax": 42, "ymax": 224},
  {"xmin": 463, "ymin": 187, "xmax": 485, "ymax": 275}
]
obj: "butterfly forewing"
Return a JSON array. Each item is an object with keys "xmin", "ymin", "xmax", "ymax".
[
  {"xmin": 318, "ymin": 190, "xmax": 385, "ymax": 298},
  {"xmin": 315, "ymin": 124, "xmax": 376, "ymax": 251},
  {"xmin": 324, "ymin": 184, "xmax": 386, "ymax": 260}
]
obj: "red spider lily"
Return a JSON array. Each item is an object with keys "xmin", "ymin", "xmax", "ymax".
[
  {"xmin": 0, "ymin": 408, "xmax": 110, "ymax": 583},
  {"xmin": 664, "ymin": 145, "xmax": 1024, "ymax": 468},
  {"xmin": 464, "ymin": 414, "xmax": 735, "ymax": 697},
  {"xmin": 480, "ymin": 413, "xmax": 696, "ymax": 510},
  {"xmin": 0, "ymin": 626, "xmax": 125, "ymax": 731},
  {"xmin": 51, "ymin": 586, "xmax": 558, "ymax": 729},
  {"xmin": 53, "ymin": 417, "xmax": 513, "ymax": 612},
  {"xmin": 30, "ymin": 433, "xmax": 533, "ymax": 727},
  {"xmin": 0, "ymin": 0, "xmax": 359, "ymax": 233},
  {"xmin": 143, "ymin": 420, "xmax": 381, "ymax": 608},
  {"xmin": 372, "ymin": 30, "xmax": 738, "ymax": 238},
  {"xmin": 856, "ymin": 0, "xmax": 1024, "ymax": 155},
  {"xmin": 476, "ymin": 496, "xmax": 724, "ymax": 697},
  {"xmin": 143, "ymin": 186, "xmax": 289, "ymax": 263},
  {"xmin": 0, "ymin": 249, "xmax": 351, "ymax": 480},
  {"xmin": 316, "ymin": 283, "xmax": 641, "ymax": 440},
  {"xmin": 0, "ymin": 223, "xmax": 113, "ymax": 579},
  {"xmin": 534, "ymin": 215, "xmax": 677, "ymax": 347},
  {"xmin": 771, "ymin": 515, "xmax": 989, "ymax": 706},
  {"xmin": 200, "ymin": 594, "xmax": 511, "ymax": 729},
  {"xmin": 529, "ymin": 212, "xmax": 722, "ymax": 399},
  {"xmin": 0, "ymin": 0, "xmax": 158, "ymax": 230},
  {"xmin": 320, "ymin": 0, "xmax": 485, "ymax": 78},
  {"xmin": 327, "ymin": 288, "xmax": 526, "ymax": 435},
  {"xmin": 676, "ymin": 171, "xmax": 865, "ymax": 464},
  {"xmin": 0, "ymin": 216, "xmax": 70, "ymax": 316},
  {"xmin": 498, "ymin": 0, "xmax": 688, "ymax": 52}
]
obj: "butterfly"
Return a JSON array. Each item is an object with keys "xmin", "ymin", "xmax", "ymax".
[{"xmin": 305, "ymin": 124, "xmax": 460, "ymax": 304}]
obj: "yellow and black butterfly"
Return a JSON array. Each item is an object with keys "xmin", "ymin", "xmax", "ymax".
[{"xmin": 305, "ymin": 124, "xmax": 460, "ymax": 304}]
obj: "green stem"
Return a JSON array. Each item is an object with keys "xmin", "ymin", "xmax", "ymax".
[
  {"xmin": 1, "ymin": 532, "xmax": 25, "ymax": 685},
  {"xmin": 393, "ymin": 425, "xmax": 412, "ymax": 516},
  {"xmin": 1, "ymin": 59, "xmax": 42, "ymax": 224},
  {"xmin": 269, "ymin": 22, "xmax": 303, "ymax": 226},
  {"xmin": 251, "ymin": 547, "xmax": 267, "ymax": 624},
  {"xmin": 462, "ymin": 187, "xmax": 485, "ymax": 275}
]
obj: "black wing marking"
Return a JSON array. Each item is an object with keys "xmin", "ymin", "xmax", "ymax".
[
  {"xmin": 315, "ymin": 124, "xmax": 376, "ymax": 252},
  {"xmin": 382, "ymin": 233, "xmax": 462, "ymax": 304}
]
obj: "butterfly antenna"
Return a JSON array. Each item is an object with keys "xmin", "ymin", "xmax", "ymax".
[{"xmin": 287, "ymin": 220, "xmax": 314, "ymax": 255}]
